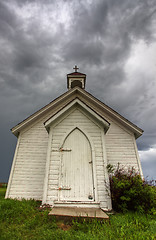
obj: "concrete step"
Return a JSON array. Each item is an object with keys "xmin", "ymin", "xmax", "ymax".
[{"xmin": 49, "ymin": 207, "xmax": 109, "ymax": 219}]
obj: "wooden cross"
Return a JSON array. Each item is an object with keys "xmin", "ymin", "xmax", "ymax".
[{"xmin": 73, "ymin": 65, "xmax": 79, "ymax": 72}]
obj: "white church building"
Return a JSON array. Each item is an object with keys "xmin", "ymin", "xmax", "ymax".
[{"xmin": 5, "ymin": 66, "xmax": 143, "ymax": 212}]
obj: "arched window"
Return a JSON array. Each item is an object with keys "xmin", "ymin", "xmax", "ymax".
[{"xmin": 71, "ymin": 80, "xmax": 82, "ymax": 88}]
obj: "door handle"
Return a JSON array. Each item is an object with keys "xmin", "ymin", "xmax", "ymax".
[{"xmin": 88, "ymin": 195, "xmax": 93, "ymax": 200}]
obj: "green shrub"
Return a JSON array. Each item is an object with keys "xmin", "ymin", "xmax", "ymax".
[{"xmin": 107, "ymin": 164, "xmax": 156, "ymax": 214}]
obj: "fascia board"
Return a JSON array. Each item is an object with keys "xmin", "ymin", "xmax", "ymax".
[
  {"xmin": 11, "ymin": 88, "xmax": 78, "ymax": 136},
  {"xmin": 11, "ymin": 86, "xmax": 143, "ymax": 138},
  {"xmin": 77, "ymin": 88, "xmax": 143, "ymax": 138},
  {"xmin": 44, "ymin": 99, "xmax": 110, "ymax": 131}
]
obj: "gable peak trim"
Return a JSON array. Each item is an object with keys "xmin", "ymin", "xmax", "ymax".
[{"xmin": 44, "ymin": 98, "xmax": 110, "ymax": 132}]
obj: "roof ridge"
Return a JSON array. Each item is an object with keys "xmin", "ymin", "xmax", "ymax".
[{"xmin": 11, "ymin": 86, "xmax": 143, "ymax": 138}]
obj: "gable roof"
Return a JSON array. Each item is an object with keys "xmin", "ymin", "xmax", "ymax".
[{"xmin": 11, "ymin": 87, "xmax": 143, "ymax": 138}]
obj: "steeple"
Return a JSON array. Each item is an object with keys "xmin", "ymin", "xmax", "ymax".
[{"xmin": 67, "ymin": 66, "xmax": 86, "ymax": 90}]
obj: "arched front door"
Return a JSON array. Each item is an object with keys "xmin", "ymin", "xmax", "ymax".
[{"xmin": 59, "ymin": 128, "xmax": 94, "ymax": 201}]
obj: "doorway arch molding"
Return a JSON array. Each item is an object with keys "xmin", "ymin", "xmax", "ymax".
[{"xmin": 59, "ymin": 126, "xmax": 95, "ymax": 152}]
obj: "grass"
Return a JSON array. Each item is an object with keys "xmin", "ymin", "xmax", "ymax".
[
  {"xmin": 0, "ymin": 185, "xmax": 156, "ymax": 240},
  {"xmin": 0, "ymin": 187, "xmax": 6, "ymax": 198}
]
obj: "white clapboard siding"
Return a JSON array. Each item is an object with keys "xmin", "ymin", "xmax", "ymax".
[
  {"xmin": 46, "ymin": 107, "xmax": 108, "ymax": 208},
  {"xmin": 8, "ymin": 113, "xmax": 52, "ymax": 200},
  {"xmin": 7, "ymin": 95, "xmax": 141, "ymax": 209},
  {"xmin": 105, "ymin": 120, "xmax": 140, "ymax": 171},
  {"xmin": 7, "ymin": 93, "xmax": 77, "ymax": 198}
]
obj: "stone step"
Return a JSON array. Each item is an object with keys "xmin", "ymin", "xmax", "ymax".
[{"xmin": 49, "ymin": 207, "xmax": 109, "ymax": 219}]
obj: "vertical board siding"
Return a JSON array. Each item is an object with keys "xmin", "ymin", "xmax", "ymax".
[{"xmin": 60, "ymin": 129, "xmax": 94, "ymax": 201}]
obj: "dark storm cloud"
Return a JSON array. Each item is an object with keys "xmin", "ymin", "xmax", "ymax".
[
  {"xmin": 140, "ymin": 149, "xmax": 156, "ymax": 180},
  {"xmin": 0, "ymin": 1, "xmax": 18, "ymax": 35},
  {"xmin": 64, "ymin": 0, "xmax": 156, "ymax": 65},
  {"xmin": 0, "ymin": 0, "xmax": 156, "ymax": 181}
]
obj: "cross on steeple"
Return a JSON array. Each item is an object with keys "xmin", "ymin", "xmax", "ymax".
[
  {"xmin": 67, "ymin": 66, "xmax": 86, "ymax": 89},
  {"xmin": 73, "ymin": 65, "xmax": 79, "ymax": 72}
]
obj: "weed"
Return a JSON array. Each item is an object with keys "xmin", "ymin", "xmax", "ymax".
[{"xmin": 0, "ymin": 186, "xmax": 156, "ymax": 239}]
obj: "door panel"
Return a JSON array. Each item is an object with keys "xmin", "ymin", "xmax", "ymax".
[{"xmin": 59, "ymin": 129, "xmax": 94, "ymax": 201}]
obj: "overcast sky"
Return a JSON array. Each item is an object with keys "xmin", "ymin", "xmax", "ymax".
[{"xmin": 0, "ymin": 0, "xmax": 156, "ymax": 182}]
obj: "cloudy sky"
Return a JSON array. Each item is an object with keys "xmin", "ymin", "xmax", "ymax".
[{"xmin": 0, "ymin": 0, "xmax": 156, "ymax": 182}]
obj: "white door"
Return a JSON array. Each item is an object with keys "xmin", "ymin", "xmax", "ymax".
[{"xmin": 59, "ymin": 129, "xmax": 94, "ymax": 201}]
